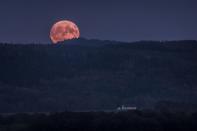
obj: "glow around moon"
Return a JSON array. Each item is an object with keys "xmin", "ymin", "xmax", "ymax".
[{"xmin": 50, "ymin": 20, "xmax": 80, "ymax": 44}]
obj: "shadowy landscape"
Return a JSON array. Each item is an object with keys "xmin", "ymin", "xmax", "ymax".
[
  {"xmin": 0, "ymin": 39, "xmax": 197, "ymax": 113},
  {"xmin": 1, "ymin": 111, "xmax": 197, "ymax": 131},
  {"xmin": 1, "ymin": 0, "xmax": 197, "ymax": 130}
]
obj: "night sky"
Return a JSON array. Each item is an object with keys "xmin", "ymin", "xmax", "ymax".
[{"xmin": 0, "ymin": 0, "xmax": 196, "ymax": 43}]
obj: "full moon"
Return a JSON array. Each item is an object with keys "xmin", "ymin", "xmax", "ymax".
[{"xmin": 50, "ymin": 20, "xmax": 80, "ymax": 44}]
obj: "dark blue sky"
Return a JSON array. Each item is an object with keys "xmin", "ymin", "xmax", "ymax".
[{"xmin": 0, "ymin": 0, "xmax": 196, "ymax": 43}]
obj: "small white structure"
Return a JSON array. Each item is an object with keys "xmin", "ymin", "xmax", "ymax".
[{"xmin": 117, "ymin": 105, "xmax": 137, "ymax": 111}]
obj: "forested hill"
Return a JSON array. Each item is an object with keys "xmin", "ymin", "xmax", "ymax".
[{"xmin": 0, "ymin": 39, "xmax": 197, "ymax": 113}]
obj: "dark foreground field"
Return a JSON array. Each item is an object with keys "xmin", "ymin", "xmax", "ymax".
[{"xmin": 0, "ymin": 110, "xmax": 197, "ymax": 131}]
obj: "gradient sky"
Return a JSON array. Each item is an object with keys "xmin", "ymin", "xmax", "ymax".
[{"xmin": 0, "ymin": 0, "xmax": 196, "ymax": 43}]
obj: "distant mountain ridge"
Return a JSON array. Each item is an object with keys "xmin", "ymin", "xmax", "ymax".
[{"xmin": 0, "ymin": 39, "xmax": 197, "ymax": 113}]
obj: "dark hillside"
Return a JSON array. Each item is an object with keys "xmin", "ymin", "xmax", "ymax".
[{"xmin": 0, "ymin": 39, "xmax": 197, "ymax": 112}]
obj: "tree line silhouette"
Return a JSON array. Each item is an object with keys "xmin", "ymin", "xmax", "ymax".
[{"xmin": 0, "ymin": 110, "xmax": 197, "ymax": 131}]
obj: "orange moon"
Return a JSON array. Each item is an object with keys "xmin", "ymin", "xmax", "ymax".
[{"xmin": 50, "ymin": 20, "xmax": 80, "ymax": 44}]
